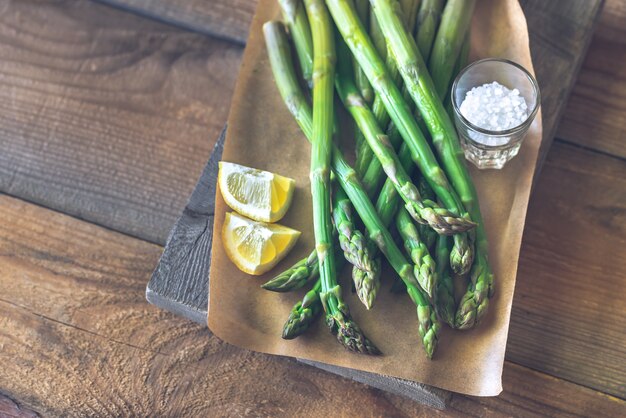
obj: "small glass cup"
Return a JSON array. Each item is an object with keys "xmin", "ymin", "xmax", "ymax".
[{"xmin": 451, "ymin": 58, "xmax": 540, "ymax": 169}]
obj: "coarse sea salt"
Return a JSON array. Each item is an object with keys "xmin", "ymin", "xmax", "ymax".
[{"xmin": 459, "ymin": 81, "xmax": 528, "ymax": 131}]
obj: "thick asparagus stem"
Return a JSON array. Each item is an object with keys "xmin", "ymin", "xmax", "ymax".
[
  {"xmin": 333, "ymin": 185, "xmax": 381, "ymax": 309},
  {"xmin": 306, "ymin": 0, "xmax": 378, "ymax": 354},
  {"xmin": 283, "ymin": 280, "xmax": 323, "ymax": 339},
  {"xmin": 434, "ymin": 234, "xmax": 455, "ymax": 327},
  {"xmin": 326, "ymin": 0, "xmax": 474, "ymax": 276},
  {"xmin": 352, "ymin": 0, "xmax": 373, "ymax": 169},
  {"xmin": 415, "ymin": 0, "xmax": 444, "ymax": 61},
  {"xmin": 335, "ymin": 47, "xmax": 476, "ymax": 235},
  {"xmin": 368, "ymin": 0, "xmax": 493, "ymax": 327},
  {"xmin": 332, "ymin": 151, "xmax": 440, "ymax": 358},
  {"xmin": 428, "ymin": 0, "xmax": 475, "ymax": 97},
  {"xmin": 396, "ymin": 207, "xmax": 437, "ymax": 298},
  {"xmin": 353, "ymin": 0, "xmax": 374, "ymax": 104},
  {"xmin": 278, "ymin": 0, "xmax": 314, "ymax": 87}
]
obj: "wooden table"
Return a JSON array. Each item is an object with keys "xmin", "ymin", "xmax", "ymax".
[{"xmin": 0, "ymin": 0, "xmax": 624, "ymax": 416}]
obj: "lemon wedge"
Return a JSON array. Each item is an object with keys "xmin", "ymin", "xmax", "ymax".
[
  {"xmin": 222, "ymin": 212, "xmax": 301, "ymax": 275},
  {"xmin": 218, "ymin": 161, "xmax": 296, "ymax": 223}
]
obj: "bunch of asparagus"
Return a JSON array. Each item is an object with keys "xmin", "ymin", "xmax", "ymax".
[{"xmin": 262, "ymin": 0, "xmax": 493, "ymax": 359}]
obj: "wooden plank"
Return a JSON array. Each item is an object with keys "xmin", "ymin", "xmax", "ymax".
[
  {"xmin": 507, "ymin": 141, "xmax": 626, "ymax": 398},
  {"xmin": 1, "ymin": 195, "xmax": 624, "ymax": 416},
  {"xmin": 519, "ymin": 0, "xmax": 605, "ymax": 167},
  {"xmin": 97, "ymin": 0, "xmax": 256, "ymax": 45},
  {"xmin": 556, "ymin": 0, "xmax": 626, "ymax": 159},
  {"xmin": 0, "ymin": 393, "xmax": 38, "ymax": 418},
  {"xmin": 146, "ymin": 130, "xmax": 224, "ymax": 323},
  {"xmin": 0, "ymin": 0, "xmax": 242, "ymax": 244}
]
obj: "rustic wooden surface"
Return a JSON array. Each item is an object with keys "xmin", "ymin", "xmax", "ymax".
[
  {"xmin": 1, "ymin": 195, "xmax": 624, "ymax": 417},
  {"xmin": 557, "ymin": 0, "xmax": 626, "ymax": 159},
  {"xmin": 0, "ymin": 0, "xmax": 241, "ymax": 244},
  {"xmin": 0, "ymin": 0, "xmax": 625, "ymax": 416}
]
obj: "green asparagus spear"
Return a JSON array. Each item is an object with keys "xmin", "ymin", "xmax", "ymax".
[
  {"xmin": 416, "ymin": 176, "xmax": 438, "ymax": 251},
  {"xmin": 352, "ymin": 0, "xmax": 371, "ymax": 174},
  {"xmin": 415, "ymin": 0, "xmax": 444, "ymax": 61},
  {"xmin": 355, "ymin": 0, "xmax": 418, "ymax": 182},
  {"xmin": 396, "ymin": 207, "xmax": 437, "ymax": 298},
  {"xmin": 333, "ymin": 185, "xmax": 381, "ymax": 309},
  {"xmin": 305, "ymin": 0, "xmax": 379, "ymax": 353},
  {"xmin": 428, "ymin": 0, "xmax": 475, "ymax": 98},
  {"xmin": 262, "ymin": 250, "xmax": 319, "ymax": 291},
  {"xmin": 368, "ymin": 0, "xmax": 493, "ymax": 327},
  {"xmin": 283, "ymin": 280, "xmax": 323, "ymax": 339},
  {"xmin": 326, "ymin": 0, "xmax": 474, "ymax": 277},
  {"xmin": 353, "ymin": 0, "xmax": 374, "ymax": 104},
  {"xmin": 434, "ymin": 234, "xmax": 455, "ymax": 327},
  {"xmin": 335, "ymin": 46, "xmax": 476, "ymax": 235},
  {"xmin": 278, "ymin": 0, "xmax": 314, "ymax": 87}
]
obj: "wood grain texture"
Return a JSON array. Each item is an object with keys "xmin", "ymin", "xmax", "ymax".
[
  {"xmin": 0, "ymin": 0, "xmax": 242, "ymax": 244},
  {"xmin": 0, "ymin": 393, "xmax": 39, "ymax": 418},
  {"xmin": 1, "ymin": 194, "xmax": 624, "ymax": 417},
  {"xmin": 508, "ymin": 141, "xmax": 626, "ymax": 398},
  {"xmin": 97, "ymin": 0, "xmax": 256, "ymax": 45},
  {"xmin": 146, "ymin": 130, "xmax": 224, "ymax": 323},
  {"xmin": 519, "ymin": 0, "xmax": 604, "ymax": 167},
  {"xmin": 557, "ymin": 0, "xmax": 626, "ymax": 159}
]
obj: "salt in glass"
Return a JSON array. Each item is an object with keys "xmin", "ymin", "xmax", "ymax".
[{"xmin": 451, "ymin": 58, "xmax": 540, "ymax": 169}]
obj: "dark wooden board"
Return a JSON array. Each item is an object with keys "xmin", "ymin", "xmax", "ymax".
[
  {"xmin": 557, "ymin": 0, "xmax": 626, "ymax": 159},
  {"xmin": 96, "ymin": 0, "xmax": 256, "ymax": 45},
  {"xmin": 2, "ymin": 194, "xmax": 625, "ymax": 416},
  {"xmin": 0, "ymin": 0, "xmax": 242, "ymax": 245}
]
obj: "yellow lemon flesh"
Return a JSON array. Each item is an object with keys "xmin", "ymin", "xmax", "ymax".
[
  {"xmin": 218, "ymin": 161, "xmax": 295, "ymax": 223},
  {"xmin": 222, "ymin": 212, "xmax": 301, "ymax": 275}
]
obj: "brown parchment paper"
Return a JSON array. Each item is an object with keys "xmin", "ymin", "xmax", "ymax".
[{"xmin": 208, "ymin": 0, "xmax": 543, "ymax": 397}]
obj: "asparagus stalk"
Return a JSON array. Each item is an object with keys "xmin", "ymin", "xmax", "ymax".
[
  {"xmin": 305, "ymin": 0, "xmax": 378, "ymax": 354},
  {"xmin": 262, "ymin": 250, "xmax": 319, "ymax": 292},
  {"xmin": 355, "ymin": 0, "xmax": 418, "ymax": 181},
  {"xmin": 415, "ymin": 0, "xmax": 444, "ymax": 61},
  {"xmin": 283, "ymin": 280, "xmax": 323, "ymax": 339},
  {"xmin": 335, "ymin": 46, "xmax": 476, "ymax": 235},
  {"xmin": 444, "ymin": 31, "xmax": 470, "ymax": 116},
  {"xmin": 332, "ymin": 151, "xmax": 440, "ymax": 358},
  {"xmin": 352, "ymin": 0, "xmax": 372, "ymax": 170},
  {"xmin": 278, "ymin": 0, "xmax": 314, "ymax": 87},
  {"xmin": 416, "ymin": 176, "xmax": 438, "ymax": 251},
  {"xmin": 396, "ymin": 207, "xmax": 437, "ymax": 298},
  {"xmin": 326, "ymin": 0, "xmax": 474, "ymax": 277},
  {"xmin": 368, "ymin": 0, "xmax": 493, "ymax": 327},
  {"xmin": 428, "ymin": 0, "xmax": 475, "ymax": 98},
  {"xmin": 434, "ymin": 234, "xmax": 455, "ymax": 326},
  {"xmin": 353, "ymin": 0, "xmax": 374, "ymax": 104},
  {"xmin": 333, "ymin": 185, "xmax": 381, "ymax": 309}
]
